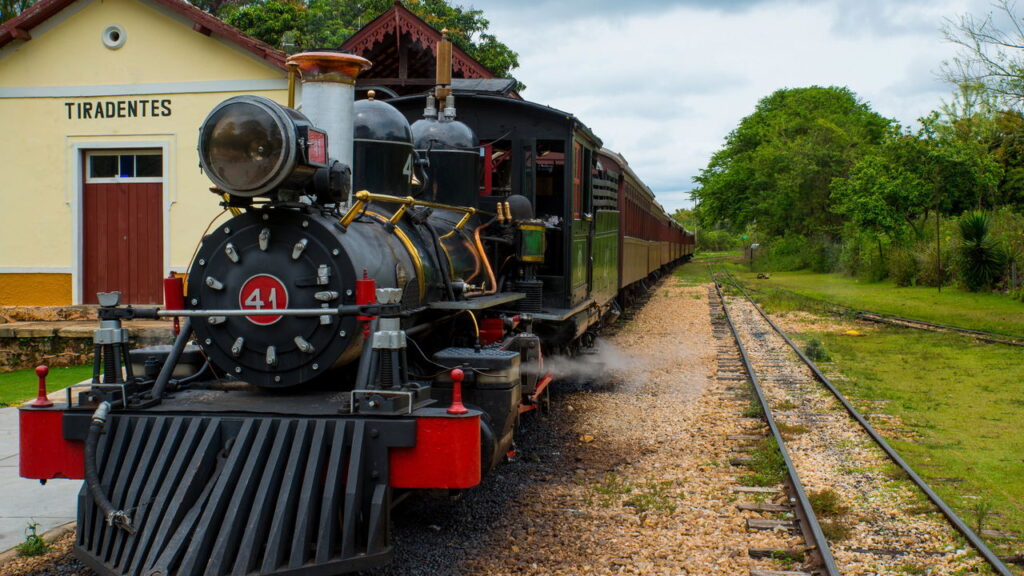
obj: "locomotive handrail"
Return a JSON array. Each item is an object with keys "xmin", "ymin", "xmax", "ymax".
[
  {"xmin": 439, "ymin": 211, "xmax": 474, "ymax": 240},
  {"xmin": 339, "ymin": 190, "xmax": 490, "ymax": 229}
]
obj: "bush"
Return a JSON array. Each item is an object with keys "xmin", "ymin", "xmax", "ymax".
[
  {"xmin": 914, "ymin": 237, "xmax": 953, "ymax": 287},
  {"xmin": 888, "ymin": 248, "xmax": 919, "ymax": 287},
  {"xmin": 957, "ymin": 212, "xmax": 1007, "ymax": 292},
  {"xmin": 837, "ymin": 229, "xmax": 889, "ymax": 281},
  {"xmin": 759, "ymin": 235, "xmax": 808, "ymax": 271},
  {"xmin": 806, "ymin": 235, "xmax": 841, "ymax": 273},
  {"xmin": 744, "ymin": 234, "xmax": 842, "ymax": 273},
  {"xmin": 803, "ymin": 337, "xmax": 831, "ymax": 362},
  {"xmin": 697, "ymin": 229, "xmax": 739, "ymax": 252}
]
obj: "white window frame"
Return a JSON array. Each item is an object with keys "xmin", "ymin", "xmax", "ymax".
[{"xmin": 85, "ymin": 149, "xmax": 164, "ymax": 184}]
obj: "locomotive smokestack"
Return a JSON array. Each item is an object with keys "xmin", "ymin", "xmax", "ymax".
[{"xmin": 286, "ymin": 51, "xmax": 371, "ymax": 204}]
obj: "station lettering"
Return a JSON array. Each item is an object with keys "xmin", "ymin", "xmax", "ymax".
[{"xmin": 64, "ymin": 99, "xmax": 172, "ymax": 120}]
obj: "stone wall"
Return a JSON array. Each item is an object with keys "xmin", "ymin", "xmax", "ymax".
[{"xmin": 0, "ymin": 320, "xmax": 174, "ymax": 372}]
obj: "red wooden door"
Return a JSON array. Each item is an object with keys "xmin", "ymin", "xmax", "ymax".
[{"xmin": 83, "ymin": 181, "xmax": 163, "ymax": 304}]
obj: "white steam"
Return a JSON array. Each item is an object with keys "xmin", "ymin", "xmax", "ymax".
[{"xmin": 524, "ymin": 340, "xmax": 635, "ymax": 383}]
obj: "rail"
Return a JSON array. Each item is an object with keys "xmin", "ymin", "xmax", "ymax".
[{"xmin": 713, "ymin": 279, "xmax": 840, "ymax": 576}]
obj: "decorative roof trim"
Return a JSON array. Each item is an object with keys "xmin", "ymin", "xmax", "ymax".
[
  {"xmin": 0, "ymin": 0, "xmax": 287, "ymax": 69},
  {"xmin": 340, "ymin": 1, "xmax": 494, "ymax": 79}
]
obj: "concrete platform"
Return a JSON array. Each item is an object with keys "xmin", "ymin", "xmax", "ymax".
[{"xmin": 0, "ymin": 405, "xmax": 80, "ymax": 552}]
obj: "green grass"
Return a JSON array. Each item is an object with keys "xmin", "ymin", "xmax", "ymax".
[
  {"xmin": 740, "ymin": 437, "xmax": 787, "ymax": 487},
  {"xmin": 741, "ymin": 270, "xmax": 1024, "ymax": 338},
  {"xmin": 591, "ymin": 473, "xmax": 633, "ymax": 507},
  {"xmin": 673, "ymin": 251, "xmax": 745, "ymax": 285},
  {"xmin": 694, "ymin": 249, "xmax": 744, "ymax": 260},
  {"xmin": 16, "ymin": 523, "xmax": 49, "ymax": 558},
  {"xmin": 0, "ymin": 365, "xmax": 92, "ymax": 406},
  {"xmin": 623, "ymin": 479, "xmax": 678, "ymax": 519},
  {"xmin": 808, "ymin": 327, "xmax": 1024, "ymax": 542}
]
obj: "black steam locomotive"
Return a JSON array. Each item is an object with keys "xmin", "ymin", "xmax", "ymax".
[{"xmin": 19, "ymin": 44, "xmax": 692, "ymax": 576}]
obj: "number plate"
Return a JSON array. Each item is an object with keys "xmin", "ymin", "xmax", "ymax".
[{"xmin": 238, "ymin": 274, "xmax": 289, "ymax": 326}]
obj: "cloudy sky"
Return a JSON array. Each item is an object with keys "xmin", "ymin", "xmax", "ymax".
[{"xmin": 462, "ymin": 0, "xmax": 995, "ymax": 212}]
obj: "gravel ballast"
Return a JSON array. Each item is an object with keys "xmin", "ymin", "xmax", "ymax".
[
  {"xmin": 5, "ymin": 276, "xmax": 789, "ymax": 575},
  {"xmin": 725, "ymin": 294, "xmax": 992, "ymax": 575}
]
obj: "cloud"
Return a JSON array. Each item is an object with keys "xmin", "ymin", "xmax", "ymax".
[
  {"xmin": 467, "ymin": 0, "xmax": 774, "ymax": 21},
  {"xmin": 454, "ymin": 1, "xmax": 982, "ymax": 212},
  {"xmin": 828, "ymin": 0, "xmax": 959, "ymax": 37}
]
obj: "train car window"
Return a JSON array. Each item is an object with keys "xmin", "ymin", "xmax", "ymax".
[
  {"xmin": 572, "ymin": 141, "xmax": 583, "ymax": 220},
  {"xmin": 583, "ymin": 147, "xmax": 593, "ymax": 216},
  {"xmin": 484, "ymin": 140, "xmax": 513, "ymax": 196},
  {"xmin": 534, "ymin": 139, "xmax": 565, "ymax": 223},
  {"xmin": 521, "ymin": 143, "xmax": 534, "ymax": 202}
]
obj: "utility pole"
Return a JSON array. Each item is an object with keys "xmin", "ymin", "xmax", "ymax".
[{"xmin": 936, "ymin": 197, "xmax": 942, "ymax": 293}]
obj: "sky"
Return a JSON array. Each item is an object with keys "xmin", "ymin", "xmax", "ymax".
[{"xmin": 462, "ymin": 0, "xmax": 995, "ymax": 213}]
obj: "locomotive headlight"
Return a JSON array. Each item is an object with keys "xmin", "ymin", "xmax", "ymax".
[{"xmin": 199, "ymin": 95, "xmax": 328, "ymax": 197}]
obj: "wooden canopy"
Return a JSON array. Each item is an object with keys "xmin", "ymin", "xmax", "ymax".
[{"xmin": 341, "ymin": 1, "xmax": 512, "ymax": 97}]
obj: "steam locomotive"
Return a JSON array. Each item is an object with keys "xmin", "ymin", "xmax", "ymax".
[{"xmin": 19, "ymin": 44, "xmax": 692, "ymax": 576}]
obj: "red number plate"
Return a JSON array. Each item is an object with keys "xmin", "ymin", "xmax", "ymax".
[{"xmin": 239, "ymin": 274, "xmax": 289, "ymax": 325}]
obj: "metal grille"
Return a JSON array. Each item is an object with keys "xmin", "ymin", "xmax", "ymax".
[
  {"xmin": 514, "ymin": 280, "xmax": 543, "ymax": 312},
  {"xmin": 76, "ymin": 413, "xmax": 412, "ymax": 576}
]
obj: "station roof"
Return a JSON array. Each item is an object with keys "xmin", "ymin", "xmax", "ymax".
[
  {"xmin": 340, "ymin": 1, "xmax": 517, "ymax": 98},
  {"xmin": 0, "ymin": 0, "xmax": 288, "ymax": 68}
]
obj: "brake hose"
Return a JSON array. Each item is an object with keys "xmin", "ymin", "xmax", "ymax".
[{"xmin": 84, "ymin": 401, "xmax": 135, "ymax": 533}]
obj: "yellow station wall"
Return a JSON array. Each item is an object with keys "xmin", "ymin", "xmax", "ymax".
[{"xmin": 0, "ymin": 0, "xmax": 288, "ymax": 305}]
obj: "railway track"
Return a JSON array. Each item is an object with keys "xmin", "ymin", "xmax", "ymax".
[{"xmin": 711, "ymin": 275, "xmax": 1015, "ymax": 576}]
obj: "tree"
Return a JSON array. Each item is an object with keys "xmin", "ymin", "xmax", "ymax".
[
  {"xmin": 220, "ymin": 1, "xmax": 308, "ymax": 52},
  {"xmin": 691, "ymin": 86, "xmax": 891, "ymax": 239},
  {"xmin": 957, "ymin": 211, "xmax": 1007, "ymax": 291},
  {"xmin": 943, "ymin": 0, "xmax": 1024, "ymax": 109},
  {"xmin": 989, "ymin": 109, "xmax": 1024, "ymax": 208},
  {"xmin": 830, "ymin": 132, "xmax": 932, "ymax": 246},
  {"xmin": 210, "ymin": 0, "xmax": 520, "ymax": 80},
  {"xmin": 671, "ymin": 207, "xmax": 695, "ymax": 230},
  {"xmin": 1, "ymin": 0, "xmax": 35, "ymax": 23}
]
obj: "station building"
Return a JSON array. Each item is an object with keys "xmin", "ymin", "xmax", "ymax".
[
  {"xmin": 0, "ymin": 0, "xmax": 291, "ymax": 306},
  {"xmin": 0, "ymin": 0, "xmax": 506, "ymax": 307}
]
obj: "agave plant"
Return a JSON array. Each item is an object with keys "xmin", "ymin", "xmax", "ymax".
[{"xmin": 957, "ymin": 212, "xmax": 1007, "ymax": 292}]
